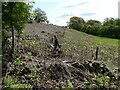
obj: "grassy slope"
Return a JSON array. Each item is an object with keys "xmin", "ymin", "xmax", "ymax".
[
  {"xmin": 64, "ymin": 28, "xmax": 118, "ymax": 70},
  {"xmin": 68, "ymin": 29, "xmax": 118, "ymax": 46},
  {"xmin": 24, "ymin": 23, "xmax": 118, "ymax": 70}
]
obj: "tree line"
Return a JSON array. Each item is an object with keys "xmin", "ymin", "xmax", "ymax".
[{"xmin": 67, "ymin": 16, "xmax": 120, "ymax": 39}]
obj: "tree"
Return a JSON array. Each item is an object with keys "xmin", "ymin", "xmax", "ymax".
[
  {"xmin": 2, "ymin": 2, "xmax": 32, "ymax": 56},
  {"xmin": 103, "ymin": 18, "xmax": 120, "ymax": 26},
  {"xmin": 33, "ymin": 8, "xmax": 49, "ymax": 23},
  {"xmin": 103, "ymin": 18, "xmax": 120, "ymax": 39},
  {"xmin": 103, "ymin": 18, "xmax": 114, "ymax": 26},
  {"xmin": 68, "ymin": 16, "xmax": 85, "ymax": 30},
  {"xmin": 2, "ymin": 2, "xmax": 16, "ymax": 54},
  {"xmin": 67, "ymin": 16, "xmax": 120, "ymax": 39},
  {"xmin": 86, "ymin": 20, "xmax": 101, "ymax": 25}
]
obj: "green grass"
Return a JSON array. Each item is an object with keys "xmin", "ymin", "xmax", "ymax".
[
  {"xmin": 94, "ymin": 36, "xmax": 118, "ymax": 46},
  {"xmin": 67, "ymin": 28, "xmax": 118, "ymax": 46}
]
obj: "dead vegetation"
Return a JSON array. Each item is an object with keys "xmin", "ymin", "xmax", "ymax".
[{"xmin": 2, "ymin": 22, "xmax": 119, "ymax": 90}]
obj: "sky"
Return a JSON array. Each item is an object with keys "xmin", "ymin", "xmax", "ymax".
[{"xmin": 33, "ymin": 0, "xmax": 120, "ymax": 26}]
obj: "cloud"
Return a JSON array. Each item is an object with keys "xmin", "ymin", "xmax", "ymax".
[
  {"xmin": 80, "ymin": 13, "xmax": 96, "ymax": 16},
  {"xmin": 34, "ymin": 0, "xmax": 58, "ymax": 3},
  {"xmin": 34, "ymin": 0, "xmax": 119, "ymax": 26},
  {"xmin": 34, "ymin": 0, "xmax": 50, "ymax": 3},
  {"xmin": 63, "ymin": 2, "xmax": 90, "ymax": 8},
  {"xmin": 58, "ymin": 0, "xmax": 90, "ymax": 8},
  {"xmin": 58, "ymin": 13, "xmax": 73, "ymax": 18}
]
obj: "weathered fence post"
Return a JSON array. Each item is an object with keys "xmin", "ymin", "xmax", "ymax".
[{"xmin": 94, "ymin": 47, "xmax": 99, "ymax": 60}]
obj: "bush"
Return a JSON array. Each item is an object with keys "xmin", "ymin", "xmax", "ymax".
[{"xmin": 68, "ymin": 17, "xmax": 120, "ymax": 39}]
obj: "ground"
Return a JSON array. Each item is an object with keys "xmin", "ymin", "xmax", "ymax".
[
  {"xmin": 3, "ymin": 22, "xmax": 119, "ymax": 89},
  {"xmin": 25, "ymin": 22, "xmax": 118, "ymax": 70}
]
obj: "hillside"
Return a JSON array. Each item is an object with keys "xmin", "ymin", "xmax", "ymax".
[
  {"xmin": 23, "ymin": 22, "xmax": 119, "ymax": 89},
  {"xmin": 25, "ymin": 22, "xmax": 118, "ymax": 70},
  {"xmin": 3, "ymin": 1, "xmax": 120, "ymax": 90},
  {"xmin": 3, "ymin": 22, "xmax": 119, "ymax": 89}
]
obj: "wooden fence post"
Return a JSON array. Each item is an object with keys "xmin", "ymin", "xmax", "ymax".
[{"xmin": 94, "ymin": 47, "xmax": 99, "ymax": 60}]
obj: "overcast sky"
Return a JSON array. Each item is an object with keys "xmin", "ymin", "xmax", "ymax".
[{"xmin": 33, "ymin": 0, "xmax": 119, "ymax": 26}]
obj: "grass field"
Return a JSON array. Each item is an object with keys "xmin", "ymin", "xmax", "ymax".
[
  {"xmin": 94, "ymin": 36, "xmax": 118, "ymax": 46},
  {"xmin": 68, "ymin": 29, "xmax": 119, "ymax": 46}
]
